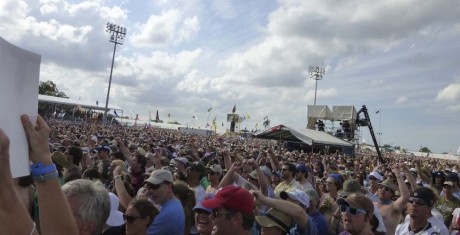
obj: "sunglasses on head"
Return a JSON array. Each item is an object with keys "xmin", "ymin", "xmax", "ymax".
[
  {"xmin": 408, "ymin": 197, "xmax": 427, "ymax": 206},
  {"xmin": 123, "ymin": 214, "xmax": 141, "ymax": 223},
  {"xmin": 144, "ymin": 182, "xmax": 163, "ymax": 190},
  {"xmin": 339, "ymin": 205, "xmax": 367, "ymax": 216}
]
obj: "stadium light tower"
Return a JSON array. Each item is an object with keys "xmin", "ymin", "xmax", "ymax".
[
  {"xmin": 308, "ymin": 66, "xmax": 325, "ymax": 106},
  {"xmin": 103, "ymin": 22, "xmax": 127, "ymax": 124}
]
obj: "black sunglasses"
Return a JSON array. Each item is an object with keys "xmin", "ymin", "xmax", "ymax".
[
  {"xmin": 339, "ymin": 205, "xmax": 367, "ymax": 216},
  {"xmin": 123, "ymin": 214, "xmax": 141, "ymax": 223},
  {"xmin": 408, "ymin": 197, "xmax": 427, "ymax": 206},
  {"xmin": 144, "ymin": 182, "xmax": 163, "ymax": 190}
]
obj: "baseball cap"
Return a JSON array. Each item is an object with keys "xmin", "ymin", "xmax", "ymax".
[
  {"xmin": 51, "ymin": 151, "xmax": 67, "ymax": 169},
  {"xmin": 145, "ymin": 169, "xmax": 173, "ymax": 185},
  {"xmin": 175, "ymin": 157, "xmax": 188, "ymax": 165},
  {"xmin": 95, "ymin": 145, "xmax": 111, "ymax": 153},
  {"xmin": 443, "ymin": 181, "xmax": 454, "ymax": 187},
  {"xmin": 410, "ymin": 187, "xmax": 435, "ymax": 206},
  {"xmin": 106, "ymin": 193, "xmax": 124, "ymax": 226},
  {"xmin": 337, "ymin": 193, "xmax": 374, "ymax": 215},
  {"xmin": 296, "ymin": 163, "xmax": 309, "ymax": 173},
  {"xmin": 255, "ymin": 208, "xmax": 291, "ymax": 233},
  {"xmin": 305, "ymin": 188, "xmax": 319, "ymax": 205},
  {"xmin": 249, "ymin": 170, "xmax": 258, "ymax": 180},
  {"xmin": 369, "ymin": 172, "xmax": 383, "ymax": 182},
  {"xmin": 193, "ymin": 193, "xmax": 215, "ymax": 213},
  {"xmin": 379, "ymin": 179, "xmax": 397, "ymax": 191},
  {"xmin": 201, "ymin": 186, "xmax": 254, "ymax": 214},
  {"xmin": 260, "ymin": 166, "xmax": 273, "ymax": 177},
  {"xmin": 189, "ymin": 162, "xmax": 206, "ymax": 175},
  {"xmin": 207, "ymin": 164, "xmax": 223, "ymax": 174},
  {"xmin": 339, "ymin": 179, "xmax": 366, "ymax": 197},
  {"xmin": 279, "ymin": 189, "xmax": 309, "ymax": 208}
]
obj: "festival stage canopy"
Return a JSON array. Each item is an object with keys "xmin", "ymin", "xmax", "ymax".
[
  {"xmin": 38, "ymin": 94, "xmax": 122, "ymax": 112},
  {"xmin": 254, "ymin": 124, "xmax": 353, "ymax": 149}
]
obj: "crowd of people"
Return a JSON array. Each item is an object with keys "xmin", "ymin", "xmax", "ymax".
[{"xmin": 1, "ymin": 115, "xmax": 460, "ymax": 235}]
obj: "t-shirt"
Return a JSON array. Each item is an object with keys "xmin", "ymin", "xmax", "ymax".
[
  {"xmin": 309, "ymin": 211, "xmax": 328, "ymax": 235},
  {"xmin": 395, "ymin": 221, "xmax": 448, "ymax": 235},
  {"xmin": 403, "ymin": 214, "xmax": 448, "ymax": 234},
  {"xmin": 289, "ymin": 216, "xmax": 318, "ymax": 235},
  {"xmin": 147, "ymin": 198, "xmax": 185, "ymax": 235},
  {"xmin": 193, "ymin": 185, "xmax": 206, "ymax": 203},
  {"xmin": 434, "ymin": 196, "xmax": 460, "ymax": 227}
]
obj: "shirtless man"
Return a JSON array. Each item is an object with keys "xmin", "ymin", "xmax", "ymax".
[{"xmin": 374, "ymin": 164, "xmax": 410, "ymax": 235}]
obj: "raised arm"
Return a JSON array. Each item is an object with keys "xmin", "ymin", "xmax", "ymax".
[
  {"xmin": 392, "ymin": 164, "xmax": 410, "ymax": 212},
  {"xmin": 21, "ymin": 115, "xmax": 79, "ymax": 235},
  {"xmin": 113, "ymin": 166, "xmax": 132, "ymax": 209},
  {"xmin": 218, "ymin": 162, "xmax": 241, "ymax": 188},
  {"xmin": 252, "ymin": 190, "xmax": 310, "ymax": 230},
  {"xmin": 116, "ymin": 137, "xmax": 133, "ymax": 166}
]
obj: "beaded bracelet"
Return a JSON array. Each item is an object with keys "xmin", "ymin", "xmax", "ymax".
[{"xmin": 33, "ymin": 171, "xmax": 58, "ymax": 182}]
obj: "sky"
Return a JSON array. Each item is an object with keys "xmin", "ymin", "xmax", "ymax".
[{"xmin": 1, "ymin": 0, "xmax": 460, "ymax": 154}]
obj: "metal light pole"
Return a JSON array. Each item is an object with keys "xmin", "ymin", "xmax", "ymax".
[
  {"xmin": 308, "ymin": 66, "xmax": 325, "ymax": 106},
  {"xmin": 103, "ymin": 22, "xmax": 127, "ymax": 124}
]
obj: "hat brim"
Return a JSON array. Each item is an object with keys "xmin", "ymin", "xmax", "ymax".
[
  {"xmin": 145, "ymin": 176, "xmax": 164, "ymax": 185},
  {"xmin": 193, "ymin": 203, "xmax": 212, "ymax": 213},
  {"xmin": 255, "ymin": 215, "xmax": 288, "ymax": 232},
  {"xmin": 337, "ymin": 198, "xmax": 363, "ymax": 212},
  {"xmin": 201, "ymin": 198, "xmax": 223, "ymax": 210},
  {"xmin": 106, "ymin": 210, "xmax": 124, "ymax": 226}
]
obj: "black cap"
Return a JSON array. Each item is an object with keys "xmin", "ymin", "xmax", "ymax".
[{"xmin": 411, "ymin": 187, "xmax": 435, "ymax": 207}]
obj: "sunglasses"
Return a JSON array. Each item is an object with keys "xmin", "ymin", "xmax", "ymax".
[
  {"xmin": 144, "ymin": 182, "xmax": 163, "ymax": 190},
  {"xmin": 123, "ymin": 214, "xmax": 141, "ymax": 223},
  {"xmin": 408, "ymin": 197, "xmax": 427, "ymax": 206},
  {"xmin": 378, "ymin": 186, "xmax": 392, "ymax": 192},
  {"xmin": 211, "ymin": 210, "xmax": 234, "ymax": 217},
  {"xmin": 339, "ymin": 205, "xmax": 367, "ymax": 216}
]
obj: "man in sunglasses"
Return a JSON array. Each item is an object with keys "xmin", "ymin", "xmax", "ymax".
[
  {"xmin": 395, "ymin": 187, "xmax": 448, "ymax": 235},
  {"xmin": 336, "ymin": 193, "xmax": 374, "ymax": 235},
  {"xmin": 375, "ymin": 165, "xmax": 410, "ymax": 235},
  {"xmin": 201, "ymin": 185, "xmax": 255, "ymax": 235},
  {"xmin": 145, "ymin": 169, "xmax": 185, "ymax": 235}
]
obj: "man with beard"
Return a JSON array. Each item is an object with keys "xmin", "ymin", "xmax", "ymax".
[
  {"xmin": 395, "ymin": 187, "xmax": 448, "ymax": 234},
  {"xmin": 274, "ymin": 163, "xmax": 302, "ymax": 198},
  {"xmin": 336, "ymin": 194, "xmax": 374, "ymax": 235}
]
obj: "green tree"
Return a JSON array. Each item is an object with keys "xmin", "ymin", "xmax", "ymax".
[
  {"xmin": 39, "ymin": 81, "xmax": 68, "ymax": 98},
  {"xmin": 419, "ymin": 146, "xmax": 431, "ymax": 153}
]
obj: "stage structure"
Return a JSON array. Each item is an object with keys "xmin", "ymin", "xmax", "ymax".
[{"xmin": 307, "ymin": 105, "xmax": 358, "ymax": 143}]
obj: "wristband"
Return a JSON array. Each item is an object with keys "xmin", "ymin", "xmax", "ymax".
[
  {"xmin": 34, "ymin": 171, "xmax": 58, "ymax": 182},
  {"xmin": 31, "ymin": 162, "xmax": 57, "ymax": 176}
]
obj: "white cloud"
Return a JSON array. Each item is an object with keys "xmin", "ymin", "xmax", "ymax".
[
  {"xmin": 447, "ymin": 105, "xmax": 460, "ymax": 112},
  {"xmin": 40, "ymin": 4, "xmax": 57, "ymax": 15},
  {"xmin": 395, "ymin": 96, "xmax": 408, "ymax": 104},
  {"xmin": 130, "ymin": 10, "xmax": 200, "ymax": 48},
  {"xmin": 436, "ymin": 83, "xmax": 460, "ymax": 102}
]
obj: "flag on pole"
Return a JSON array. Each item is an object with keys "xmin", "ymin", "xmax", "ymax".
[
  {"xmin": 192, "ymin": 114, "xmax": 197, "ymax": 120},
  {"xmin": 246, "ymin": 114, "xmax": 251, "ymax": 119},
  {"xmin": 168, "ymin": 113, "xmax": 171, "ymax": 118},
  {"xmin": 96, "ymin": 100, "xmax": 99, "ymax": 106},
  {"xmin": 208, "ymin": 107, "xmax": 212, "ymax": 112},
  {"xmin": 264, "ymin": 115, "xmax": 268, "ymax": 120},
  {"xmin": 114, "ymin": 110, "xmax": 120, "ymax": 118},
  {"xmin": 232, "ymin": 105, "xmax": 236, "ymax": 113},
  {"xmin": 222, "ymin": 122, "xmax": 224, "ymax": 127},
  {"xmin": 376, "ymin": 110, "xmax": 380, "ymax": 114}
]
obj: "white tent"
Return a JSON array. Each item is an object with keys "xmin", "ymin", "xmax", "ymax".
[{"xmin": 255, "ymin": 124, "xmax": 353, "ymax": 148}]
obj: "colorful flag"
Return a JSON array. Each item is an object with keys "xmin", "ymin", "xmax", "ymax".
[
  {"xmin": 246, "ymin": 114, "xmax": 251, "ymax": 119},
  {"xmin": 208, "ymin": 107, "xmax": 212, "ymax": 112}
]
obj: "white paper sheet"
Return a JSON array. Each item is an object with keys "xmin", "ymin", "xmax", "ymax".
[{"xmin": 0, "ymin": 36, "xmax": 41, "ymax": 178}]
